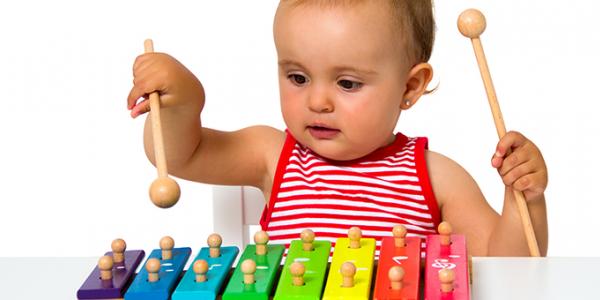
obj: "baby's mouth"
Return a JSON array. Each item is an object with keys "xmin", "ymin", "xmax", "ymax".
[{"xmin": 307, "ymin": 125, "xmax": 340, "ymax": 139}]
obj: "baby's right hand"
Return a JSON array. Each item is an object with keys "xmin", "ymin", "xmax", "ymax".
[{"xmin": 127, "ymin": 53, "xmax": 205, "ymax": 118}]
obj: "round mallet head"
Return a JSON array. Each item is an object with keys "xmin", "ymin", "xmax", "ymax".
[
  {"xmin": 457, "ymin": 8, "xmax": 487, "ymax": 39},
  {"xmin": 149, "ymin": 177, "xmax": 181, "ymax": 208}
]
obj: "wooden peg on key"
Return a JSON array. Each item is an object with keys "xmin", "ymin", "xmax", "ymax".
[
  {"xmin": 290, "ymin": 261, "xmax": 306, "ymax": 286},
  {"xmin": 193, "ymin": 259, "xmax": 209, "ymax": 283},
  {"xmin": 207, "ymin": 233, "xmax": 222, "ymax": 258},
  {"xmin": 348, "ymin": 227, "xmax": 362, "ymax": 249},
  {"xmin": 241, "ymin": 259, "xmax": 257, "ymax": 285},
  {"xmin": 98, "ymin": 255, "xmax": 114, "ymax": 281},
  {"xmin": 254, "ymin": 231, "xmax": 269, "ymax": 255},
  {"xmin": 340, "ymin": 262, "xmax": 356, "ymax": 288},
  {"xmin": 146, "ymin": 258, "xmax": 161, "ymax": 283},
  {"xmin": 438, "ymin": 222, "xmax": 452, "ymax": 246},
  {"xmin": 392, "ymin": 225, "xmax": 407, "ymax": 248},
  {"xmin": 143, "ymin": 39, "xmax": 181, "ymax": 209},
  {"xmin": 439, "ymin": 268, "xmax": 455, "ymax": 293},
  {"xmin": 301, "ymin": 229, "xmax": 315, "ymax": 251},
  {"xmin": 160, "ymin": 236, "xmax": 175, "ymax": 260},
  {"xmin": 111, "ymin": 238, "xmax": 126, "ymax": 264},
  {"xmin": 388, "ymin": 266, "xmax": 405, "ymax": 291}
]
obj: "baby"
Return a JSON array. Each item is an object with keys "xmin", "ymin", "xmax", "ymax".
[{"xmin": 127, "ymin": 0, "xmax": 548, "ymax": 256}]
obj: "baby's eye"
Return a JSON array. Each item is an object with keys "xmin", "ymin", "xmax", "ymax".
[
  {"xmin": 288, "ymin": 74, "xmax": 308, "ymax": 85},
  {"xmin": 338, "ymin": 79, "xmax": 362, "ymax": 91}
]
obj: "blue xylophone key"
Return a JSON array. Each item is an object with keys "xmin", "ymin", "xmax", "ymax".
[
  {"xmin": 124, "ymin": 247, "xmax": 191, "ymax": 300},
  {"xmin": 172, "ymin": 246, "xmax": 239, "ymax": 300}
]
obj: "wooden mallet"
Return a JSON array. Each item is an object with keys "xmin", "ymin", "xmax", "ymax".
[
  {"xmin": 457, "ymin": 9, "xmax": 540, "ymax": 257},
  {"xmin": 143, "ymin": 39, "xmax": 181, "ymax": 209}
]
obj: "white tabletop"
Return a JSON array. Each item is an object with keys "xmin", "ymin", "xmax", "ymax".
[
  {"xmin": 470, "ymin": 257, "xmax": 600, "ymax": 300},
  {"xmin": 1, "ymin": 256, "xmax": 598, "ymax": 299}
]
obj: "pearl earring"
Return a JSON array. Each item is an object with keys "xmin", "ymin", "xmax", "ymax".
[{"xmin": 404, "ymin": 100, "xmax": 411, "ymax": 107}]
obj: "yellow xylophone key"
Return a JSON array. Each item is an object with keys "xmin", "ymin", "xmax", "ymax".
[{"xmin": 322, "ymin": 228, "xmax": 375, "ymax": 300}]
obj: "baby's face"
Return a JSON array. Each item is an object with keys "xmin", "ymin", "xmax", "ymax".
[{"xmin": 274, "ymin": 2, "xmax": 413, "ymax": 160}]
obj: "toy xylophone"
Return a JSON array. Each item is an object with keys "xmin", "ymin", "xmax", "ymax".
[{"xmin": 77, "ymin": 223, "xmax": 470, "ymax": 300}]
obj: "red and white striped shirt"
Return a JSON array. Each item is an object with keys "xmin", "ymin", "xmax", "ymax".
[{"xmin": 260, "ymin": 131, "xmax": 441, "ymax": 257}]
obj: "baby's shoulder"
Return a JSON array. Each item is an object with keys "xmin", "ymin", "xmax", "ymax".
[
  {"xmin": 239, "ymin": 125, "xmax": 286, "ymax": 157},
  {"xmin": 424, "ymin": 149, "xmax": 480, "ymax": 204},
  {"xmin": 424, "ymin": 149, "xmax": 463, "ymax": 171}
]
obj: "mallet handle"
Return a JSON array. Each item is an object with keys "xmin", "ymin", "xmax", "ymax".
[
  {"xmin": 143, "ymin": 39, "xmax": 168, "ymax": 178},
  {"xmin": 469, "ymin": 36, "xmax": 541, "ymax": 257}
]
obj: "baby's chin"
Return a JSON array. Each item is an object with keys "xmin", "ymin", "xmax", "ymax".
[
  {"xmin": 304, "ymin": 141, "xmax": 372, "ymax": 162},
  {"xmin": 290, "ymin": 128, "xmax": 377, "ymax": 161}
]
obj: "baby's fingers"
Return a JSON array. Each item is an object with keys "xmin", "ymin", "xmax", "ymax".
[
  {"xmin": 496, "ymin": 132, "xmax": 526, "ymax": 153},
  {"xmin": 127, "ymin": 84, "xmax": 145, "ymax": 110},
  {"xmin": 127, "ymin": 72, "xmax": 164, "ymax": 110},
  {"xmin": 500, "ymin": 159, "xmax": 535, "ymax": 187},
  {"xmin": 513, "ymin": 172, "xmax": 546, "ymax": 194},
  {"xmin": 130, "ymin": 98, "xmax": 150, "ymax": 118}
]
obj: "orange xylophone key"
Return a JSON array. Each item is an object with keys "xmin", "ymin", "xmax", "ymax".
[{"xmin": 373, "ymin": 225, "xmax": 422, "ymax": 300}]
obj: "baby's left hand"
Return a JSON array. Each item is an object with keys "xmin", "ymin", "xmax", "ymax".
[{"xmin": 491, "ymin": 131, "xmax": 548, "ymax": 201}]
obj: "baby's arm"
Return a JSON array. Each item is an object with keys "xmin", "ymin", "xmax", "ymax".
[
  {"xmin": 427, "ymin": 132, "xmax": 548, "ymax": 256},
  {"xmin": 127, "ymin": 53, "xmax": 284, "ymax": 192},
  {"xmin": 489, "ymin": 131, "xmax": 548, "ymax": 255}
]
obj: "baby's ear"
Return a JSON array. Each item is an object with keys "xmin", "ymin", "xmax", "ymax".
[{"xmin": 401, "ymin": 63, "xmax": 433, "ymax": 109}]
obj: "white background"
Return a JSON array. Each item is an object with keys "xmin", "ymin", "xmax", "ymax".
[{"xmin": 0, "ymin": 0, "xmax": 598, "ymax": 257}]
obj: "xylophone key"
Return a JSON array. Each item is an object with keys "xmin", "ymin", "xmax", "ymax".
[
  {"xmin": 77, "ymin": 239, "xmax": 145, "ymax": 299},
  {"xmin": 424, "ymin": 222, "xmax": 470, "ymax": 300},
  {"xmin": 222, "ymin": 231, "xmax": 285, "ymax": 300},
  {"xmin": 172, "ymin": 234, "xmax": 239, "ymax": 300},
  {"xmin": 373, "ymin": 225, "xmax": 422, "ymax": 300},
  {"xmin": 322, "ymin": 227, "xmax": 376, "ymax": 300},
  {"xmin": 274, "ymin": 229, "xmax": 331, "ymax": 300},
  {"xmin": 124, "ymin": 236, "xmax": 191, "ymax": 300}
]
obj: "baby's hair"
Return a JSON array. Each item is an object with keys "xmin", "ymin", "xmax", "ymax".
[
  {"xmin": 392, "ymin": 0, "xmax": 436, "ymax": 64},
  {"xmin": 279, "ymin": 0, "xmax": 436, "ymax": 65}
]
